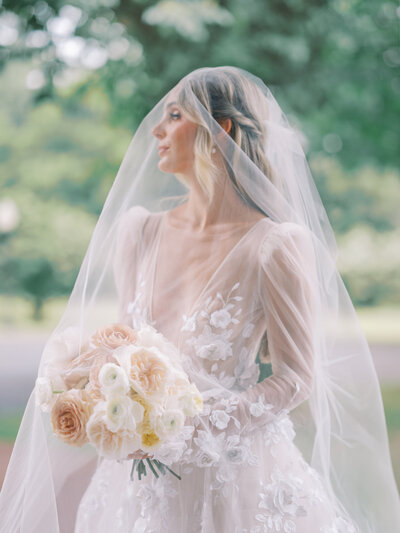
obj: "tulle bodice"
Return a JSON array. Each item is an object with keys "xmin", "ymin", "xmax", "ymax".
[{"xmin": 113, "ymin": 205, "xmax": 317, "ymax": 428}]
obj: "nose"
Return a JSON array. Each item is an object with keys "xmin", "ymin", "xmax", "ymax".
[{"xmin": 152, "ymin": 120, "xmax": 165, "ymax": 139}]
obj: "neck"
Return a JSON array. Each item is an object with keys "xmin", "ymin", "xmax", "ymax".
[{"xmin": 180, "ymin": 169, "xmax": 255, "ymax": 232}]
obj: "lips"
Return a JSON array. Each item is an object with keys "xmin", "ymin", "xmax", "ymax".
[{"xmin": 158, "ymin": 145, "xmax": 169, "ymax": 155}]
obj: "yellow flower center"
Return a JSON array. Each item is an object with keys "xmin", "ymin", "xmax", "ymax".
[{"xmin": 142, "ymin": 430, "xmax": 160, "ymax": 448}]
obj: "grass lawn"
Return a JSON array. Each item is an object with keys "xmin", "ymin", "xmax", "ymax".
[{"xmin": 0, "ymin": 412, "xmax": 24, "ymax": 442}]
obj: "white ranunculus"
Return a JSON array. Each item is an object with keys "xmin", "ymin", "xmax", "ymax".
[
  {"xmin": 209, "ymin": 409, "xmax": 231, "ymax": 430},
  {"xmin": 35, "ymin": 374, "xmax": 67, "ymax": 412},
  {"xmin": 98, "ymin": 363, "xmax": 129, "ymax": 395},
  {"xmin": 103, "ymin": 395, "xmax": 144, "ymax": 433},
  {"xmin": 178, "ymin": 383, "xmax": 203, "ymax": 417},
  {"xmin": 154, "ymin": 409, "xmax": 185, "ymax": 438},
  {"xmin": 35, "ymin": 376, "xmax": 55, "ymax": 412}
]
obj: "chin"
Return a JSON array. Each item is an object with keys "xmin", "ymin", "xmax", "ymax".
[
  {"xmin": 158, "ymin": 157, "xmax": 181, "ymax": 175},
  {"xmin": 158, "ymin": 161, "xmax": 174, "ymax": 174}
]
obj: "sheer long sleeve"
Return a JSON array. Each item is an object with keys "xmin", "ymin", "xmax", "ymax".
[
  {"xmin": 238, "ymin": 221, "xmax": 318, "ymax": 431},
  {"xmin": 112, "ymin": 205, "xmax": 148, "ymax": 324}
]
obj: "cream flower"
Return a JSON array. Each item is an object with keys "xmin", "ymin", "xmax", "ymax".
[
  {"xmin": 35, "ymin": 376, "xmax": 63, "ymax": 412},
  {"xmin": 86, "ymin": 408, "xmax": 141, "ymax": 460},
  {"xmin": 91, "ymin": 323, "xmax": 138, "ymax": 351},
  {"xmin": 135, "ymin": 324, "xmax": 181, "ymax": 367},
  {"xmin": 178, "ymin": 383, "xmax": 204, "ymax": 417},
  {"xmin": 51, "ymin": 389, "xmax": 93, "ymax": 447},
  {"xmin": 98, "ymin": 363, "xmax": 129, "ymax": 396},
  {"xmin": 126, "ymin": 346, "xmax": 171, "ymax": 398},
  {"xmin": 168, "ymin": 373, "xmax": 190, "ymax": 396},
  {"xmin": 140, "ymin": 425, "xmax": 162, "ymax": 452},
  {"xmin": 154, "ymin": 409, "xmax": 185, "ymax": 439}
]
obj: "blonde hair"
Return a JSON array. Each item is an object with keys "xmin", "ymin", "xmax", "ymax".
[{"xmin": 176, "ymin": 67, "xmax": 276, "ymax": 210}]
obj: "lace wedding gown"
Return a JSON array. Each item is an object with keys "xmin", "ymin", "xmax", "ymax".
[{"xmin": 74, "ymin": 206, "xmax": 357, "ymax": 533}]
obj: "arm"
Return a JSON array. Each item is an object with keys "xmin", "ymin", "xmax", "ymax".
[
  {"xmin": 112, "ymin": 206, "xmax": 148, "ymax": 323},
  {"xmin": 237, "ymin": 222, "xmax": 318, "ymax": 431}
]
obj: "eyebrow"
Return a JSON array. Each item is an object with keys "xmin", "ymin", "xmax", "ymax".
[{"xmin": 166, "ymin": 101, "xmax": 178, "ymax": 108}]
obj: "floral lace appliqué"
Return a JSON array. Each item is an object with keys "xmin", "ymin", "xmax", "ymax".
[
  {"xmin": 132, "ymin": 475, "xmax": 178, "ymax": 532},
  {"xmin": 181, "ymin": 282, "xmax": 243, "ymax": 360},
  {"xmin": 255, "ymin": 464, "xmax": 309, "ymax": 532},
  {"xmin": 126, "ymin": 272, "xmax": 156, "ymax": 329},
  {"xmin": 181, "ymin": 282, "xmax": 260, "ymax": 389}
]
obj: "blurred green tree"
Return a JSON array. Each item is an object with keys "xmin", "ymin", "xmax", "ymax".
[
  {"xmin": 0, "ymin": 61, "xmax": 130, "ymax": 318},
  {"xmin": 0, "ymin": 1, "xmax": 399, "ymax": 314},
  {"xmin": 0, "ymin": 0, "xmax": 398, "ymax": 169}
]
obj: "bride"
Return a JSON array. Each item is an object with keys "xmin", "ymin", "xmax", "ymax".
[{"xmin": 1, "ymin": 66, "xmax": 399, "ymax": 533}]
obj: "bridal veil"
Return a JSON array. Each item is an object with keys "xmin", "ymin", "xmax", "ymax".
[{"xmin": 0, "ymin": 66, "xmax": 399, "ymax": 532}]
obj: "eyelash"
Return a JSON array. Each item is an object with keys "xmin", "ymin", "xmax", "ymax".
[{"xmin": 169, "ymin": 112, "xmax": 180, "ymax": 120}]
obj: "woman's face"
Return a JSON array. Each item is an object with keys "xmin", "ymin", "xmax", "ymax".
[{"xmin": 152, "ymin": 88, "xmax": 198, "ymax": 177}]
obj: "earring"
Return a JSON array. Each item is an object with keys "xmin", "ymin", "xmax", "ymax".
[{"xmin": 211, "ymin": 146, "xmax": 216, "ymax": 154}]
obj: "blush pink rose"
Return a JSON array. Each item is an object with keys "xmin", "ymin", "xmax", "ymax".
[
  {"xmin": 92, "ymin": 323, "xmax": 138, "ymax": 351},
  {"xmin": 51, "ymin": 389, "xmax": 93, "ymax": 447}
]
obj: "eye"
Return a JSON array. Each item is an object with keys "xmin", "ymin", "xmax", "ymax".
[{"xmin": 169, "ymin": 111, "xmax": 181, "ymax": 120}]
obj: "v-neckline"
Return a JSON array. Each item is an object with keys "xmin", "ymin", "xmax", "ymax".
[{"xmin": 148, "ymin": 211, "xmax": 268, "ymax": 326}]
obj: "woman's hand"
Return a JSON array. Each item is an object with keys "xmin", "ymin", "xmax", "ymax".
[{"xmin": 125, "ymin": 450, "xmax": 153, "ymax": 461}]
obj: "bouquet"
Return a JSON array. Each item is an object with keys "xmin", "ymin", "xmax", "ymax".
[{"xmin": 35, "ymin": 323, "xmax": 204, "ymax": 480}]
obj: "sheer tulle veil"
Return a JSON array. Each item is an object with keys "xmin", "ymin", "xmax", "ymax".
[{"xmin": 0, "ymin": 66, "xmax": 399, "ymax": 532}]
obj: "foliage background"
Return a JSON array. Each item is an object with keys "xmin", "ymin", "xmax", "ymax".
[
  {"xmin": 0, "ymin": 0, "xmax": 399, "ymax": 494},
  {"xmin": 1, "ymin": 0, "xmax": 399, "ymax": 318}
]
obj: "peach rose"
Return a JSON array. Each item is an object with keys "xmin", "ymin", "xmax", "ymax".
[
  {"xmin": 62, "ymin": 347, "xmax": 102, "ymax": 390},
  {"xmin": 168, "ymin": 374, "xmax": 190, "ymax": 396},
  {"xmin": 92, "ymin": 323, "xmax": 138, "ymax": 351},
  {"xmin": 51, "ymin": 389, "xmax": 93, "ymax": 447},
  {"xmin": 129, "ymin": 348, "xmax": 170, "ymax": 397},
  {"xmin": 86, "ymin": 409, "xmax": 141, "ymax": 460}
]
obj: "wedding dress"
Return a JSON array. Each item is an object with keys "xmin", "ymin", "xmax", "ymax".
[{"xmin": 74, "ymin": 206, "xmax": 356, "ymax": 533}]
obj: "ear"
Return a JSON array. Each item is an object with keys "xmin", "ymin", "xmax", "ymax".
[{"xmin": 218, "ymin": 118, "xmax": 232, "ymax": 134}]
